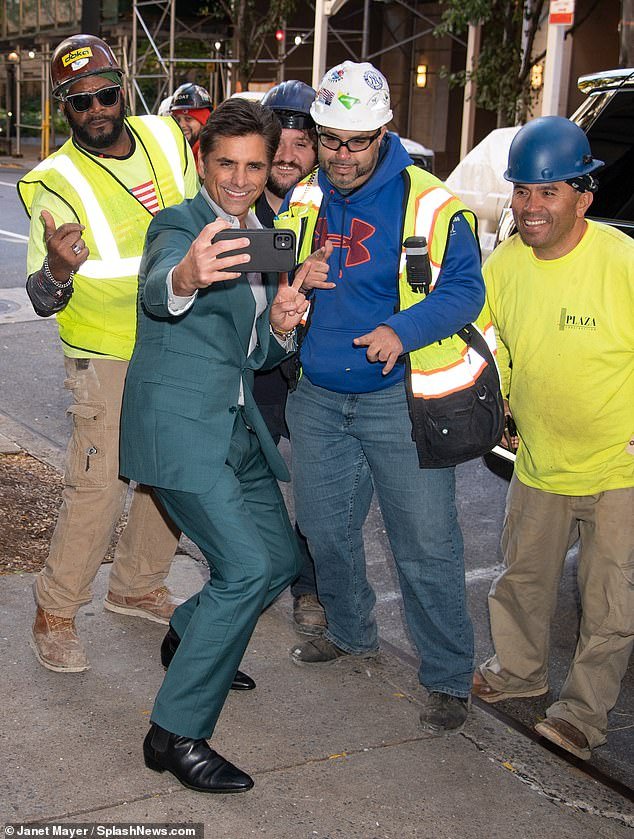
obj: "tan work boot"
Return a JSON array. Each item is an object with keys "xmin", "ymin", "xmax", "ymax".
[
  {"xmin": 30, "ymin": 606, "xmax": 90, "ymax": 673},
  {"xmin": 292, "ymin": 593, "xmax": 327, "ymax": 636},
  {"xmin": 535, "ymin": 716, "xmax": 592, "ymax": 760},
  {"xmin": 104, "ymin": 585, "xmax": 184, "ymax": 625}
]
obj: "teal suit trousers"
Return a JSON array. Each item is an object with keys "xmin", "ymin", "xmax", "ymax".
[{"xmin": 151, "ymin": 411, "xmax": 301, "ymax": 739}]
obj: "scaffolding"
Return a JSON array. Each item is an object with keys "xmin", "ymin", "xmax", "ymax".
[{"xmin": 0, "ymin": 0, "xmax": 464, "ymax": 159}]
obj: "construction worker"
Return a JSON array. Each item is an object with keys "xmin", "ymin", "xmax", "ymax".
[
  {"xmin": 18, "ymin": 33, "xmax": 199, "ymax": 673},
  {"xmin": 256, "ymin": 80, "xmax": 327, "ymax": 636},
  {"xmin": 277, "ymin": 62, "xmax": 489, "ymax": 735},
  {"xmin": 169, "ymin": 83, "xmax": 213, "ymax": 159},
  {"xmin": 256, "ymin": 80, "xmax": 318, "ymax": 225},
  {"xmin": 472, "ymin": 116, "xmax": 634, "ymax": 761}
]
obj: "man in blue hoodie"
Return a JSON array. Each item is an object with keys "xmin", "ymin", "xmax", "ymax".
[{"xmin": 278, "ymin": 61, "xmax": 487, "ymax": 734}]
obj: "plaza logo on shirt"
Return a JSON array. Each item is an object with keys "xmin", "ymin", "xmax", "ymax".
[{"xmin": 558, "ymin": 308, "xmax": 597, "ymax": 331}]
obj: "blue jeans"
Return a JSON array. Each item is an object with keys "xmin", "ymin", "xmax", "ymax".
[{"xmin": 286, "ymin": 376, "xmax": 474, "ymax": 697}]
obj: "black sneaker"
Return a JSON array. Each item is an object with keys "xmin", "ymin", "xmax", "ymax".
[{"xmin": 419, "ymin": 692, "xmax": 470, "ymax": 735}]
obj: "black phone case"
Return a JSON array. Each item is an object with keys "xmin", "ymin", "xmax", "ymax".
[{"xmin": 212, "ymin": 228, "xmax": 296, "ymax": 273}]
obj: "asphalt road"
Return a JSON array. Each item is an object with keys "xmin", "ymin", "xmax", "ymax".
[{"xmin": 0, "ymin": 162, "xmax": 631, "ymax": 794}]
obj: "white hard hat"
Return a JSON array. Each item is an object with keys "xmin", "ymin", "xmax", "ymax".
[
  {"xmin": 310, "ymin": 61, "xmax": 392, "ymax": 131},
  {"xmin": 157, "ymin": 95, "xmax": 173, "ymax": 116}
]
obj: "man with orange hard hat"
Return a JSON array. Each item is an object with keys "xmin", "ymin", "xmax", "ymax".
[{"xmin": 18, "ymin": 33, "xmax": 199, "ymax": 674}]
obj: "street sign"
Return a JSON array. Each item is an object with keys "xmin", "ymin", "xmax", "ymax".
[{"xmin": 548, "ymin": 0, "xmax": 575, "ymax": 25}]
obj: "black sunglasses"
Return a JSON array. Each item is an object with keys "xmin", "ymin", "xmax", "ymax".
[{"xmin": 64, "ymin": 85, "xmax": 121, "ymax": 113}]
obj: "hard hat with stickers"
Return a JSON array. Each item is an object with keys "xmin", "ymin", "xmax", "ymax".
[
  {"xmin": 51, "ymin": 34, "xmax": 123, "ymax": 98},
  {"xmin": 310, "ymin": 61, "xmax": 393, "ymax": 131}
]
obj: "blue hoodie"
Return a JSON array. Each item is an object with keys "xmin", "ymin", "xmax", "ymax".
[{"xmin": 299, "ymin": 132, "xmax": 484, "ymax": 394}]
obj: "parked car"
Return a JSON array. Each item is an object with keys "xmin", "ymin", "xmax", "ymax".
[
  {"xmin": 445, "ymin": 127, "xmax": 520, "ymax": 260},
  {"xmin": 399, "ymin": 136, "xmax": 435, "ymax": 172},
  {"xmin": 487, "ymin": 67, "xmax": 634, "ymax": 479}
]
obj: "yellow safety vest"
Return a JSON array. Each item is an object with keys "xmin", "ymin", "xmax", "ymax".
[
  {"xmin": 18, "ymin": 116, "xmax": 191, "ymax": 360},
  {"xmin": 276, "ymin": 165, "xmax": 497, "ymax": 402}
]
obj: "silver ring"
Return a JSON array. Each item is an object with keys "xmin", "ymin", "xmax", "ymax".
[{"xmin": 72, "ymin": 243, "xmax": 82, "ymax": 255}]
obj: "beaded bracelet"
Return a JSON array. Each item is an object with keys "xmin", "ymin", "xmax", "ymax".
[{"xmin": 43, "ymin": 255, "xmax": 74, "ymax": 289}]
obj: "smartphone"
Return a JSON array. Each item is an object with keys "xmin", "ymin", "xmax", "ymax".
[{"xmin": 212, "ymin": 228, "xmax": 296, "ymax": 273}]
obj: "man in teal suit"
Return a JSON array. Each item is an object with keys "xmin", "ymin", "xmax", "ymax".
[{"xmin": 120, "ymin": 99, "xmax": 329, "ymax": 793}]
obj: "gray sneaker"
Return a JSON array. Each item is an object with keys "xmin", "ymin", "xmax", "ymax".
[{"xmin": 419, "ymin": 692, "xmax": 470, "ymax": 735}]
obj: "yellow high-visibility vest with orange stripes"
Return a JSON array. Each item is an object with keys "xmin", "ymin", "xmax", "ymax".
[
  {"xmin": 276, "ymin": 164, "xmax": 497, "ymax": 403},
  {"xmin": 18, "ymin": 116, "xmax": 193, "ymax": 360}
]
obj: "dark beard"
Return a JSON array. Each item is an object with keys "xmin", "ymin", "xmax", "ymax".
[
  {"xmin": 266, "ymin": 165, "xmax": 305, "ymax": 199},
  {"xmin": 66, "ymin": 99, "xmax": 126, "ymax": 152}
]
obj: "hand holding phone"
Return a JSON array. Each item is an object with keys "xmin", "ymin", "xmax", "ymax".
[
  {"xmin": 171, "ymin": 219, "xmax": 251, "ymax": 296},
  {"xmin": 212, "ymin": 228, "xmax": 296, "ymax": 273}
]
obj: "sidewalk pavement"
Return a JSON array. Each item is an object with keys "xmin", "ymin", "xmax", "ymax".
[
  {"xmin": 0, "ymin": 140, "xmax": 46, "ymax": 169},
  {"xmin": 2, "ymin": 543, "xmax": 632, "ymax": 836}
]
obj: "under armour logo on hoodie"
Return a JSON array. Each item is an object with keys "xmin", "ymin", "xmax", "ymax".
[{"xmin": 315, "ymin": 218, "xmax": 375, "ymax": 267}]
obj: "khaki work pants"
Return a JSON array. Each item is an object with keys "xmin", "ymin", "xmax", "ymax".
[
  {"xmin": 34, "ymin": 357, "xmax": 180, "ymax": 618},
  {"xmin": 480, "ymin": 476, "xmax": 634, "ymax": 748}
]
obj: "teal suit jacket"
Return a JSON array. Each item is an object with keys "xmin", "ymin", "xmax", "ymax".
[{"xmin": 120, "ymin": 191, "xmax": 290, "ymax": 494}]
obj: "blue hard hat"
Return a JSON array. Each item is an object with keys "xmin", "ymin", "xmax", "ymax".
[
  {"xmin": 504, "ymin": 116, "xmax": 603, "ymax": 184},
  {"xmin": 261, "ymin": 80, "xmax": 316, "ymax": 129}
]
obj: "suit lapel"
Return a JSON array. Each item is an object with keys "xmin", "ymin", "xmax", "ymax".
[{"xmin": 190, "ymin": 193, "xmax": 257, "ymax": 355}]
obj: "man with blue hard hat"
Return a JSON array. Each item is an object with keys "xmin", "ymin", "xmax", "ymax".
[
  {"xmin": 256, "ymin": 80, "xmax": 318, "ymax": 225},
  {"xmin": 256, "ymin": 80, "xmax": 328, "ymax": 637},
  {"xmin": 472, "ymin": 116, "xmax": 634, "ymax": 762}
]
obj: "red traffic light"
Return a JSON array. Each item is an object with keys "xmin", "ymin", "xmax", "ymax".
[{"xmin": 275, "ymin": 28, "xmax": 285, "ymax": 42}]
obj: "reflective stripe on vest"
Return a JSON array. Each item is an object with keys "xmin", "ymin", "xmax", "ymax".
[
  {"xmin": 398, "ymin": 171, "xmax": 494, "ymax": 401},
  {"xmin": 397, "ymin": 186, "xmax": 460, "ymax": 287},
  {"xmin": 278, "ymin": 166, "xmax": 494, "ymax": 400},
  {"xmin": 289, "ymin": 176, "xmax": 323, "ymax": 219},
  {"xmin": 410, "ymin": 321, "xmax": 497, "ymax": 398},
  {"xmin": 81, "ymin": 256, "xmax": 142, "ymax": 280},
  {"xmin": 149, "ymin": 117, "xmax": 185, "ymax": 197},
  {"xmin": 35, "ymin": 154, "xmax": 121, "ymax": 260},
  {"xmin": 18, "ymin": 116, "xmax": 189, "ymax": 359},
  {"xmin": 32, "ymin": 120, "xmax": 184, "ymax": 274}
]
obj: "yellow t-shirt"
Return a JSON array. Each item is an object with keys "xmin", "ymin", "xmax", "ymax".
[
  {"xmin": 26, "ymin": 131, "xmax": 199, "ymax": 359},
  {"xmin": 484, "ymin": 220, "xmax": 634, "ymax": 495}
]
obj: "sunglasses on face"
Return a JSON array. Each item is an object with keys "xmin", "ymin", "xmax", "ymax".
[
  {"xmin": 64, "ymin": 85, "xmax": 121, "ymax": 113},
  {"xmin": 317, "ymin": 128, "xmax": 381, "ymax": 153}
]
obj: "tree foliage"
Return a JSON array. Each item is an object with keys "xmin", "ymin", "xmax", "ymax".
[
  {"xmin": 202, "ymin": 0, "xmax": 296, "ymax": 89},
  {"xmin": 435, "ymin": 0, "xmax": 546, "ymax": 126}
]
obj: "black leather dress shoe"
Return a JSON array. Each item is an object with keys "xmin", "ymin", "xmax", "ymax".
[
  {"xmin": 161, "ymin": 625, "xmax": 256, "ymax": 691},
  {"xmin": 144, "ymin": 723, "xmax": 253, "ymax": 793}
]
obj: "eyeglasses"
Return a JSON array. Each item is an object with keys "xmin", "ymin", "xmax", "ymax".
[
  {"xmin": 64, "ymin": 85, "xmax": 121, "ymax": 113},
  {"xmin": 318, "ymin": 128, "xmax": 381, "ymax": 153}
]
